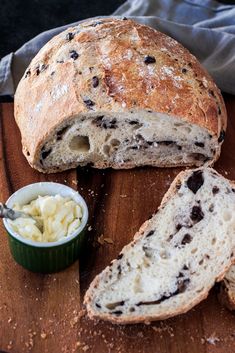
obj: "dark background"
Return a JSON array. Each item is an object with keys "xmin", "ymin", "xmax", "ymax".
[
  {"xmin": 1, "ymin": 0, "xmax": 235, "ymax": 58},
  {"xmin": 0, "ymin": 0, "xmax": 125, "ymax": 58}
]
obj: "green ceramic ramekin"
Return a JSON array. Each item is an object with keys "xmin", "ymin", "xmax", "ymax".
[{"xmin": 3, "ymin": 182, "xmax": 88, "ymax": 273}]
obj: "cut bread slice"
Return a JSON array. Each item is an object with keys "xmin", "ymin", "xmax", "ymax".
[
  {"xmin": 84, "ymin": 167, "xmax": 235, "ymax": 324},
  {"xmin": 218, "ymin": 265, "xmax": 235, "ymax": 311}
]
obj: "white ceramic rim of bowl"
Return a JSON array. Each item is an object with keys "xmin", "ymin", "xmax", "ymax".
[{"xmin": 3, "ymin": 182, "xmax": 89, "ymax": 248}]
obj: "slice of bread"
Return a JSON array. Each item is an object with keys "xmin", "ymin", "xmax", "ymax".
[
  {"xmin": 218, "ymin": 266, "xmax": 235, "ymax": 311},
  {"xmin": 84, "ymin": 167, "xmax": 235, "ymax": 324}
]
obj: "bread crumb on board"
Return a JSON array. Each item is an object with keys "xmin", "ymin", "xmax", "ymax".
[
  {"xmin": 205, "ymin": 334, "xmax": 220, "ymax": 345},
  {"xmin": 97, "ymin": 234, "xmax": 114, "ymax": 245},
  {"xmin": 7, "ymin": 340, "xmax": 13, "ymax": 350},
  {"xmin": 70, "ymin": 315, "xmax": 79, "ymax": 327},
  {"xmin": 40, "ymin": 332, "xmax": 47, "ymax": 339}
]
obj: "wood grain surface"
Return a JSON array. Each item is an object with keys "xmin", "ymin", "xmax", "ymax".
[{"xmin": 0, "ymin": 97, "xmax": 235, "ymax": 353}]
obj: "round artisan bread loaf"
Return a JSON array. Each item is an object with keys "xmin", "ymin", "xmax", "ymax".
[{"xmin": 14, "ymin": 18, "xmax": 227, "ymax": 173}]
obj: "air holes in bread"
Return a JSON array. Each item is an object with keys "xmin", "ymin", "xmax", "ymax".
[
  {"xmin": 160, "ymin": 250, "xmax": 170, "ymax": 259},
  {"xmin": 133, "ymin": 275, "xmax": 143, "ymax": 293},
  {"xmin": 223, "ymin": 211, "xmax": 232, "ymax": 222},
  {"xmin": 209, "ymin": 204, "xmax": 214, "ymax": 212},
  {"xmin": 93, "ymin": 116, "xmax": 117, "ymax": 129},
  {"xmin": 211, "ymin": 238, "xmax": 216, "ymax": 245},
  {"xmin": 106, "ymin": 301, "xmax": 125, "ymax": 310},
  {"xmin": 69, "ymin": 135, "xmax": 90, "ymax": 152},
  {"xmin": 103, "ymin": 145, "xmax": 110, "ymax": 156},
  {"xmin": 143, "ymin": 246, "xmax": 153, "ymax": 258},
  {"xmin": 104, "ymin": 133, "xmax": 111, "ymax": 142},
  {"xmin": 110, "ymin": 139, "xmax": 120, "ymax": 147},
  {"xmin": 128, "ymin": 120, "xmax": 143, "ymax": 130},
  {"xmin": 41, "ymin": 147, "xmax": 52, "ymax": 160},
  {"xmin": 195, "ymin": 142, "xmax": 204, "ymax": 148},
  {"xmin": 56, "ymin": 126, "xmax": 69, "ymax": 141},
  {"xmin": 146, "ymin": 230, "xmax": 154, "ymax": 238},
  {"xmin": 218, "ymin": 130, "xmax": 225, "ymax": 143},
  {"xmin": 184, "ymin": 127, "xmax": 192, "ymax": 134},
  {"xmin": 190, "ymin": 153, "xmax": 208, "ymax": 162}
]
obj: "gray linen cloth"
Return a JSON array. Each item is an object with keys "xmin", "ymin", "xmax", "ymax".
[{"xmin": 0, "ymin": 0, "xmax": 235, "ymax": 96}]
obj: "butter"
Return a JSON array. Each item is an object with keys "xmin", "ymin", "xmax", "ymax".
[{"xmin": 9, "ymin": 195, "xmax": 83, "ymax": 242}]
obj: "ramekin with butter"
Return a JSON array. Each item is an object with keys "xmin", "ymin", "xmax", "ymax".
[
  {"xmin": 3, "ymin": 182, "xmax": 88, "ymax": 273},
  {"xmin": 10, "ymin": 195, "xmax": 83, "ymax": 243}
]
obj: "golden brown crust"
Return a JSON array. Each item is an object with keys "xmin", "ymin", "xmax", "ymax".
[
  {"xmin": 31, "ymin": 157, "xmax": 214, "ymax": 174},
  {"xmin": 14, "ymin": 18, "xmax": 227, "ymax": 171}
]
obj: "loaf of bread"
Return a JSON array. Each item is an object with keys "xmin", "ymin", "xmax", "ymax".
[
  {"xmin": 14, "ymin": 18, "xmax": 226, "ymax": 173},
  {"xmin": 84, "ymin": 167, "xmax": 235, "ymax": 324},
  {"xmin": 218, "ymin": 266, "xmax": 235, "ymax": 311}
]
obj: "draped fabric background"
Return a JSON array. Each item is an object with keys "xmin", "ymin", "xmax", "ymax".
[{"xmin": 0, "ymin": 0, "xmax": 235, "ymax": 96}]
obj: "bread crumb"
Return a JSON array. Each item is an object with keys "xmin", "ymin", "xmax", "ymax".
[
  {"xmin": 78, "ymin": 309, "xmax": 86, "ymax": 319},
  {"xmin": 70, "ymin": 316, "xmax": 79, "ymax": 327},
  {"xmin": 152, "ymin": 327, "xmax": 161, "ymax": 333},
  {"xmin": 103, "ymin": 237, "xmax": 114, "ymax": 244},
  {"xmin": 97, "ymin": 234, "xmax": 105, "ymax": 245},
  {"xmin": 88, "ymin": 226, "xmax": 92, "ymax": 231},
  {"xmin": 206, "ymin": 335, "xmax": 220, "ymax": 345},
  {"xmin": 82, "ymin": 345, "xmax": 89, "ymax": 351},
  {"xmin": 7, "ymin": 340, "xmax": 13, "ymax": 350},
  {"xmin": 97, "ymin": 234, "xmax": 114, "ymax": 245},
  {"xmin": 41, "ymin": 332, "xmax": 47, "ymax": 339}
]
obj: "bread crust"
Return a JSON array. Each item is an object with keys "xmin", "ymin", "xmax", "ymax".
[
  {"xmin": 29, "ymin": 158, "xmax": 215, "ymax": 174},
  {"xmin": 84, "ymin": 167, "xmax": 235, "ymax": 324},
  {"xmin": 14, "ymin": 18, "xmax": 227, "ymax": 172}
]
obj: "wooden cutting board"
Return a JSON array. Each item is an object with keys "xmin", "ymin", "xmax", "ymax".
[{"xmin": 0, "ymin": 98, "xmax": 235, "ymax": 353}]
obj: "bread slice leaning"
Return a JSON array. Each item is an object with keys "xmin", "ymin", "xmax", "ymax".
[
  {"xmin": 218, "ymin": 266, "xmax": 235, "ymax": 311},
  {"xmin": 84, "ymin": 167, "xmax": 235, "ymax": 324}
]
